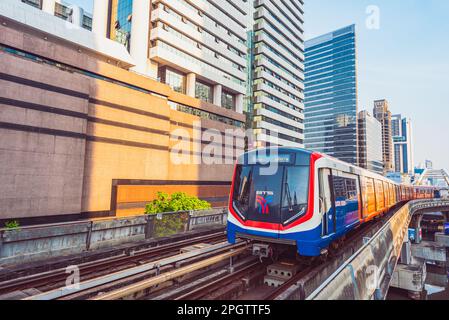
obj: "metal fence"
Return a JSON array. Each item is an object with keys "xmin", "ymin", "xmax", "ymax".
[
  {"xmin": 307, "ymin": 199, "xmax": 449, "ymax": 300},
  {"xmin": 0, "ymin": 208, "xmax": 228, "ymax": 266}
]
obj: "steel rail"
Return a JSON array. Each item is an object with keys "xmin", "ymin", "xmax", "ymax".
[
  {"xmin": 0, "ymin": 231, "xmax": 225, "ymax": 295},
  {"xmin": 174, "ymin": 261, "xmax": 261, "ymax": 300},
  {"xmin": 22, "ymin": 240, "xmax": 238, "ymax": 300},
  {"xmin": 91, "ymin": 244, "xmax": 250, "ymax": 300}
]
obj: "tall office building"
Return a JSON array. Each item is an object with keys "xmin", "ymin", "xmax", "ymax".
[
  {"xmin": 391, "ymin": 114, "xmax": 414, "ymax": 174},
  {"xmin": 304, "ymin": 25, "xmax": 358, "ymax": 165},
  {"xmin": 92, "ymin": 0, "xmax": 248, "ymax": 113},
  {"xmin": 373, "ymin": 99, "xmax": 394, "ymax": 173},
  {"xmin": 249, "ymin": 0, "xmax": 306, "ymax": 148},
  {"xmin": 357, "ymin": 111, "xmax": 383, "ymax": 174},
  {"xmin": 20, "ymin": 0, "xmax": 92, "ymax": 30}
]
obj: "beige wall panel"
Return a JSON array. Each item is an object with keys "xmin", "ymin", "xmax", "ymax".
[{"xmin": 82, "ymin": 141, "xmax": 169, "ymax": 212}]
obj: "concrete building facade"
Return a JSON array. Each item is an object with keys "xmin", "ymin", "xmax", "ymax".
[
  {"xmin": 0, "ymin": 0, "xmax": 245, "ymax": 224},
  {"xmin": 373, "ymin": 99, "xmax": 394, "ymax": 174},
  {"xmin": 249, "ymin": 0, "xmax": 306, "ymax": 148},
  {"xmin": 21, "ymin": 0, "xmax": 93, "ymax": 30},
  {"xmin": 304, "ymin": 25, "xmax": 358, "ymax": 165},
  {"xmin": 357, "ymin": 110, "xmax": 383, "ymax": 174},
  {"xmin": 91, "ymin": 0, "xmax": 248, "ymax": 115}
]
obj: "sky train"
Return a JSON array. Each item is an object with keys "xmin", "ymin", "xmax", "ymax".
[{"xmin": 227, "ymin": 148, "xmax": 435, "ymax": 257}]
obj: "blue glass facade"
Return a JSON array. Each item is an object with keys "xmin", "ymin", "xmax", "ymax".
[{"xmin": 304, "ymin": 25, "xmax": 358, "ymax": 164}]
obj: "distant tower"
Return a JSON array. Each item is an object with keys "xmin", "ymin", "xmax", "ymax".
[
  {"xmin": 358, "ymin": 110, "xmax": 383, "ymax": 174},
  {"xmin": 373, "ymin": 99, "xmax": 394, "ymax": 174},
  {"xmin": 391, "ymin": 114, "xmax": 414, "ymax": 174}
]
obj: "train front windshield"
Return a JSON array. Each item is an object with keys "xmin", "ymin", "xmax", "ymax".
[{"xmin": 232, "ymin": 164, "xmax": 310, "ymax": 226}]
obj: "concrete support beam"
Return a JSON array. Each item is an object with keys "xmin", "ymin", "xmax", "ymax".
[
  {"xmin": 186, "ymin": 73, "xmax": 196, "ymax": 98},
  {"xmin": 426, "ymin": 264, "xmax": 448, "ymax": 287},
  {"xmin": 411, "ymin": 242, "xmax": 447, "ymax": 263},
  {"xmin": 41, "ymin": 0, "xmax": 55, "ymax": 15},
  {"xmin": 390, "ymin": 261, "xmax": 427, "ymax": 300},
  {"xmin": 235, "ymin": 94, "xmax": 244, "ymax": 114},
  {"xmin": 92, "ymin": 0, "xmax": 110, "ymax": 37},
  {"xmin": 213, "ymin": 84, "xmax": 222, "ymax": 107},
  {"xmin": 130, "ymin": 0, "xmax": 151, "ymax": 75},
  {"xmin": 435, "ymin": 232, "xmax": 449, "ymax": 247}
]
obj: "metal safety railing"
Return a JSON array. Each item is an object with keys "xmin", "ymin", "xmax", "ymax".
[
  {"xmin": 0, "ymin": 208, "xmax": 227, "ymax": 266},
  {"xmin": 307, "ymin": 200, "xmax": 449, "ymax": 300}
]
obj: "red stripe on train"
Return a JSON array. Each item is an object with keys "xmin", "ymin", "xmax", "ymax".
[{"xmin": 228, "ymin": 152, "xmax": 322, "ymax": 232}]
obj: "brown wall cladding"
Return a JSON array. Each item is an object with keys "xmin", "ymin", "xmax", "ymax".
[
  {"xmin": 115, "ymin": 184, "xmax": 230, "ymax": 217},
  {"xmin": 0, "ymin": 22, "xmax": 241, "ymax": 223}
]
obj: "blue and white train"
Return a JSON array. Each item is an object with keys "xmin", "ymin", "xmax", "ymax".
[{"xmin": 227, "ymin": 148, "xmax": 435, "ymax": 257}]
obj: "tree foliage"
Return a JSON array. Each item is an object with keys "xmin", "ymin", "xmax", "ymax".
[
  {"xmin": 145, "ymin": 192, "xmax": 211, "ymax": 214},
  {"xmin": 145, "ymin": 192, "xmax": 211, "ymax": 238}
]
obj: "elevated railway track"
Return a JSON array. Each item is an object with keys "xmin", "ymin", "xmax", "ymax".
[{"xmin": 0, "ymin": 200, "xmax": 447, "ymax": 301}]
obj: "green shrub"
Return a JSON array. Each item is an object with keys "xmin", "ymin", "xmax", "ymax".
[
  {"xmin": 145, "ymin": 192, "xmax": 211, "ymax": 238},
  {"xmin": 5, "ymin": 220, "xmax": 20, "ymax": 230},
  {"xmin": 145, "ymin": 192, "xmax": 211, "ymax": 214}
]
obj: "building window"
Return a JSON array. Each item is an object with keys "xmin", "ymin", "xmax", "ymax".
[
  {"xmin": 222, "ymin": 91, "xmax": 235, "ymax": 110},
  {"xmin": 195, "ymin": 81, "xmax": 213, "ymax": 103},
  {"xmin": 110, "ymin": 0, "xmax": 133, "ymax": 50},
  {"xmin": 83, "ymin": 15, "xmax": 93, "ymax": 31},
  {"xmin": 21, "ymin": 0, "xmax": 41, "ymax": 9},
  {"xmin": 164, "ymin": 68, "xmax": 186, "ymax": 94}
]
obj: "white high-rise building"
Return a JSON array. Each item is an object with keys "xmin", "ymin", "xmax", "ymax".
[
  {"xmin": 250, "ymin": 0, "xmax": 305, "ymax": 148},
  {"xmin": 391, "ymin": 114, "xmax": 414, "ymax": 175},
  {"xmin": 358, "ymin": 111, "xmax": 383, "ymax": 174},
  {"xmin": 20, "ymin": 0, "xmax": 92, "ymax": 30},
  {"xmin": 92, "ymin": 0, "xmax": 248, "ymax": 114}
]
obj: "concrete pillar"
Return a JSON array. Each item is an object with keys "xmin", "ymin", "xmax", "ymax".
[
  {"xmin": 186, "ymin": 73, "xmax": 196, "ymax": 98},
  {"xmin": 130, "ymin": 0, "xmax": 151, "ymax": 75},
  {"xmin": 41, "ymin": 0, "xmax": 56, "ymax": 15},
  {"xmin": 235, "ymin": 94, "xmax": 244, "ymax": 113},
  {"xmin": 400, "ymin": 240, "xmax": 412, "ymax": 265},
  {"xmin": 213, "ymin": 84, "xmax": 222, "ymax": 107},
  {"xmin": 92, "ymin": 0, "xmax": 110, "ymax": 37}
]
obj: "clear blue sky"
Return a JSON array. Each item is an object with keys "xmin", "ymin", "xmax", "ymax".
[
  {"xmin": 74, "ymin": 0, "xmax": 449, "ymax": 169},
  {"xmin": 305, "ymin": 0, "xmax": 449, "ymax": 170}
]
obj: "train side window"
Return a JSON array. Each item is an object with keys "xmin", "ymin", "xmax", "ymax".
[{"xmin": 332, "ymin": 174, "xmax": 358, "ymax": 201}]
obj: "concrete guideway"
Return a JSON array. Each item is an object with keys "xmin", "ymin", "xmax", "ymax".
[
  {"xmin": 91, "ymin": 244, "xmax": 250, "ymax": 300},
  {"xmin": 23, "ymin": 241, "xmax": 246, "ymax": 300},
  {"xmin": 307, "ymin": 200, "xmax": 449, "ymax": 300},
  {"xmin": 0, "ymin": 208, "xmax": 227, "ymax": 266}
]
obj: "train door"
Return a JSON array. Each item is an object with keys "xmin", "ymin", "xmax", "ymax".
[
  {"xmin": 331, "ymin": 171, "xmax": 360, "ymax": 233},
  {"xmin": 319, "ymin": 168, "xmax": 335, "ymax": 237},
  {"xmin": 389, "ymin": 184, "xmax": 394, "ymax": 205},
  {"xmin": 383, "ymin": 182, "xmax": 390, "ymax": 208},
  {"xmin": 359, "ymin": 176, "xmax": 369, "ymax": 220},
  {"xmin": 365, "ymin": 178, "xmax": 376, "ymax": 219},
  {"xmin": 374, "ymin": 180, "xmax": 385, "ymax": 212}
]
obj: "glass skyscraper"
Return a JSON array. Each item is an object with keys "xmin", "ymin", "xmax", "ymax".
[{"xmin": 304, "ymin": 25, "xmax": 358, "ymax": 164}]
